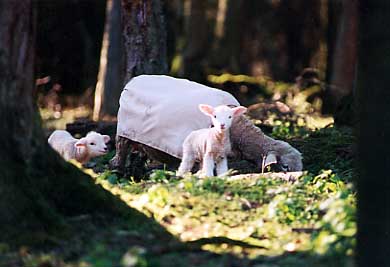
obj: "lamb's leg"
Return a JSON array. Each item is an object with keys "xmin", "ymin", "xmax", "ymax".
[
  {"xmin": 202, "ymin": 153, "xmax": 215, "ymax": 177},
  {"xmin": 177, "ymin": 151, "xmax": 195, "ymax": 176},
  {"xmin": 216, "ymin": 157, "xmax": 228, "ymax": 176},
  {"xmin": 109, "ymin": 135, "xmax": 131, "ymax": 173}
]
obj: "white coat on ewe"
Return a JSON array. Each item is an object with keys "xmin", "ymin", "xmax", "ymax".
[
  {"xmin": 48, "ymin": 130, "xmax": 110, "ymax": 163},
  {"xmin": 113, "ymin": 75, "xmax": 303, "ymax": 173},
  {"xmin": 177, "ymin": 104, "xmax": 247, "ymax": 177}
]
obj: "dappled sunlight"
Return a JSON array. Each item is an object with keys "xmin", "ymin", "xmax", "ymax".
[
  {"xmin": 35, "ymin": 90, "xmax": 355, "ymax": 266},
  {"xmin": 91, "ymin": 166, "xmax": 355, "ymax": 262},
  {"xmin": 40, "ymin": 106, "xmax": 92, "ymax": 131}
]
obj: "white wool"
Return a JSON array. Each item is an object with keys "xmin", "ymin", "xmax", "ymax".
[
  {"xmin": 177, "ymin": 105, "xmax": 246, "ymax": 177},
  {"xmin": 48, "ymin": 130, "xmax": 110, "ymax": 163}
]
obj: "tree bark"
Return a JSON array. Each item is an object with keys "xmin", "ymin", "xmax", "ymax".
[
  {"xmin": 323, "ymin": 0, "xmax": 358, "ymax": 114},
  {"xmin": 357, "ymin": 1, "xmax": 390, "ymax": 266},
  {"xmin": 0, "ymin": 0, "xmax": 125, "ymax": 246},
  {"xmin": 180, "ymin": 0, "xmax": 209, "ymax": 82},
  {"xmin": 93, "ymin": 0, "xmax": 124, "ymax": 121},
  {"xmin": 210, "ymin": 0, "xmax": 243, "ymax": 73},
  {"xmin": 110, "ymin": 0, "xmax": 168, "ymax": 174},
  {"xmin": 121, "ymin": 0, "xmax": 168, "ymax": 83}
]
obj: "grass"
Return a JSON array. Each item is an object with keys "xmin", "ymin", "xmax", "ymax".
[{"xmin": 2, "ymin": 88, "xmax": 355, "ymax": 266}]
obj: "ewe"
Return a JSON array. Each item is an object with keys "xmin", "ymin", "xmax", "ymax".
[
  {"xmin": 230, "ymin": 116, "xmax": 302, "ymax": 172},
  {"xmin": 48, "ymin": 130, "xmax": 110, "ymax": 163},
  {"xmin": 177, "ymin": 104, "xmax": 247, "ymax": 177}
]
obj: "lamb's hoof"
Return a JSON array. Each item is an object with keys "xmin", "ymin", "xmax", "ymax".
[
  {"xmin": 198, "ymin": 172, "xmax": 212, "ymax": 179},
  {"xmin": 176, "ymin": 170, "xmax": 192, "ymax": 177}
]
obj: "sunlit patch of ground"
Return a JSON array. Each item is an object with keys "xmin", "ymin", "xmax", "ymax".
[
  {"xmin": 16, "ymin": 82, "xmax": 355, "ymax": 266},
  {"xmin": 94, "ymin": 167, "xmax": 355, "ymax": 262}
]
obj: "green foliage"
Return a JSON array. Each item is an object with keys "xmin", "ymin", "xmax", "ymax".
[
  {"xmin": 29, "ymin": 104, "xmax": 355, "ymax": 266},
  {"xmin": 293, "ymin": 127, "xmax": 355, "ymax": 179},
  {"xmin": 271, "ymin": 120, "xmax": 310, "ymax": 139}
]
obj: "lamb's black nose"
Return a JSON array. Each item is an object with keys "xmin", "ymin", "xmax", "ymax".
[{"xmin": 104, "ymin": 147, "xmax": 108, "ymax": 151}]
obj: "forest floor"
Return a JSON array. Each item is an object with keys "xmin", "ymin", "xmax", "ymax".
[{"xmin": 1, "ymin": 88, "xmax": 355, "ymax": 267}]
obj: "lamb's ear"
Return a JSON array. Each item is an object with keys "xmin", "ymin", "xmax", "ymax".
[
  {"xmin": 75, "ymin": 138, "xmax": 87, "ymax": 148},
  {"xmin": 103, "ymin": 135, "xmax": 110, "ymax": 143},
  {"xmin": 199, "ymin": 104, "xmax": 214, "ymax": 117},
  {"xmin": 232, "ymin": 106, "xmax": 247, "ymax": 117}
]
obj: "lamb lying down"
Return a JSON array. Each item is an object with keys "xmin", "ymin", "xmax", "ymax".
[
  {"xmin": 230, "ymin": 116, "xmax": 302, "ymax": 172},
  {"xmin": 177, "ymin": 104, "xmax": 247, "ymax": 177},
  {"xmin": 48, "ymin": 130, "xmax": 110, "ymax": 163}
]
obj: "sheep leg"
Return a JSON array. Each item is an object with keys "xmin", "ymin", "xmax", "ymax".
[
  {"xmin": 109, "ymin": 135, "xmax": 131, "ymax": 173},
  {"xmin": 216, "ymin": 157, "xmax": 228, "ymax": 176},
  {"xmin": 202, "ymin": 153, "xmax": 215, "ymax": 177},
  {"xmin": 177, "ymin": 151, "xmax": 195, "ymax": 176}
]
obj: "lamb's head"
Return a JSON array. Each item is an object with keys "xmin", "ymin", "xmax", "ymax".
[
  {"xmin": 199, "ymin": 104, "xmax": 247, "ymax": 132},
  {"xmin": 75, "ymin": 131, "xmax": 110, "ymax": 158},
  {"xmin": 265, "ymin": 141, "xmax": 303, "ymax": 172}
]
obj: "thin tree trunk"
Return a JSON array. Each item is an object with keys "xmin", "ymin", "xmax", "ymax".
[
  {"xmin": 180, "ymin": 0, "xmax": 208, "ymax": 81},
  {"xmin": 357, "ymin": 1, "xmax": 390, "ymax": 266},
  {"xmin": 0, "ymin": 0, "xmax": 125, "ymax": 246},
  {"xmin": 323, "ymin": 0, "xmax": 358, "ymax": 114},
  {"xmin": 93, "ymin": 0, "xmax": 123, "ymax": 121},
  {"xmin": 121, "ymin": 0, "xmax": 168, "ymax": 83},
  {"xmin": 211, "ymin": 0, "xmax": 243, "ymax": 73}
]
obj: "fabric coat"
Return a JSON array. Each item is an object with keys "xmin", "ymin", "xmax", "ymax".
[{"xmin": 117, "ymin": 75, "xmax": 240, "ymax": 159}]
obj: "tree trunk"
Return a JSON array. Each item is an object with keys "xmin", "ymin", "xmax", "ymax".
[
  {"xmin": 121, "ymin": 0, "xmax": 168, "ymax": 83},
  {"xmin": 180, "ymin": 0, "xmax": 209, "ymax": 82},
  {"xmin": 0, "ymin": 0, "xmax": 125, "ymax": 246},
  {"xmin": 280, "ymin": 0, "xmax": 323, "ymax": 81},
  {"xmin": 323, "ymin": 0, "xmax": 358, "ymax": 114},
  {"xmin": 93, "ymin": 0, "xmax": 124, "ymax": 121},
  {"xmin": 357, "ymin": 1, "xmax": 390, "ymax": 266},
  {"xmin": 210, "ymin": 0, "xmax": 243, "ymax": 73},
  {"xmin": 110, "ymin": 0, "xmax": 168, "ymax": 174}
]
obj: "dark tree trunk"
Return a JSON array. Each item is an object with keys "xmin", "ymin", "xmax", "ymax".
[
  {"xmin": 323, "ymin": 0, "xmax": 358, "ymax": 114},
  {"xmin": 121, "ymin": 0, "xmax": 168, "ymax": 83},
  {"xmin": 110, "ymin": 0, "xmax": 168, "ymax": 174},
  {"xmin": 210, "ymin": 0, "xmax": 243, "ymax": 73},
  {"xmin": 280, "ymin": 0, "xmax": 323, "ymax": 81},
  {"xmin": 357, "ymin": 1, "xmax": 390, "ymax": 266},
  {"xmin": 0, "ymin": 0, "xmax": 124, "ymax": 246},
  {"xmin": 180, "ymin": 0, "xmax": 209, "ymax": 82},
  {"xmin": 93, "ymin": 0, "xmax": 124, "ymax": 120}
]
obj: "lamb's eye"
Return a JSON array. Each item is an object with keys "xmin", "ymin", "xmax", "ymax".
[
  {"xmin": 214, "ymin": 115, "xmax": 216, "ymax": 118},
  {"xmin": 228, "ymin": 115, "xmax": 232, "ymax": 119},
  {"xmin": 90, "ymin": 142, "xmax": 95, "ymax": 146}
]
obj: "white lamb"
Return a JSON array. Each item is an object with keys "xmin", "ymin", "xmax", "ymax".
[
  {"xmin": 48, "ymin": 130, "xmax": 110, "ymax": 163},
  {"xmin": 177, "ymin": 104, "xmax": 247, "ymax": 177}
]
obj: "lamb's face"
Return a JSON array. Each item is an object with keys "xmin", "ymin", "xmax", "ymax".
[
  {"xmin": 199, "ymin": 104, "xmax": 247, "ymax": 132},
  {"xmin": 77, "ymin": 131, "xmax": 110, "ymax": 158}
]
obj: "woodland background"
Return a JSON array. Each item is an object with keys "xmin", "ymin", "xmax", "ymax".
[{"xmin": 1, "ymin": 1, "xmax": 389, "ymax": 267}]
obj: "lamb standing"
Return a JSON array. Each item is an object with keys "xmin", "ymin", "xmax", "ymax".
[
  {"xmin": 177, "ymin": 104, "xmax": 247, "ymax": 177},
  {"xmin": 48, "ymin": 130, "xmax": 110, "ymax": 163},
  {"xmin": 112, "ymin": 75, "xmax": 303, "ymax": 174}
]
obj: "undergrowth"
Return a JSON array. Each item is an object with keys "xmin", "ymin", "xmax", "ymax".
[{"xmin": 2, "ymin": 104, "xmax": 355, "ymax": 267}]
